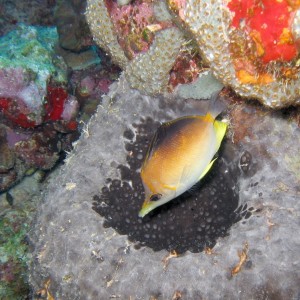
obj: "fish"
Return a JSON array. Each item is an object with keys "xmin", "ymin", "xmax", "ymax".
[{"xmin": 138, "ymin": 94, "xmax": 228, "ymax": 217}]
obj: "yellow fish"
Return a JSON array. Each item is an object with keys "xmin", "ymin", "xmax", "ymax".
[{"xmin": 138, "ymin": 95, "xmax": 228, "ymax": 217}]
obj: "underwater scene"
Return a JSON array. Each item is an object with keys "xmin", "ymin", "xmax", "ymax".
[{"xmin": 0, "ymin": 0, "xmax": 299, "ymax": 299}]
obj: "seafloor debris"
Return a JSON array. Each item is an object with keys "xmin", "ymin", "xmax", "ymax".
[
  {"xmin": 172, "ymin": 290, "xmax": 183, "ymax": 300},
  {"xmin": 35, "ymin": 278, "xmax": 55, "ymax": 300},
  {"xmin": 231, "ymin": 242, "xmax": 249, "ymax": 276},
  {"xmin": 162, "ymin": 250, "xmax": 178, "ymax": 270}
]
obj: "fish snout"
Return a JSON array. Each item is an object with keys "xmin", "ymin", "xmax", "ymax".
[
  {"xmin": 138, "ymin": 193, "xmax": 162, "ymax": 218},
  {"xmin": 138, "ymin": 200, "xmax": 152, "ymax": 218}
]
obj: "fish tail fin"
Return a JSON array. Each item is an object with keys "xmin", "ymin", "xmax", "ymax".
[{"xmin": 208, "ymin": 91, "xmax": 226, "ymax": 119}]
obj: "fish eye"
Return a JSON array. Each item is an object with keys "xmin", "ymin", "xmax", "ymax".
[{"xmin": 150, "ymin": 194, "xmax": 162, "ymax": 202}]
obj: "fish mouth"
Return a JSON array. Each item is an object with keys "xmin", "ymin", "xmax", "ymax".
[
  {"xmin": 138, "ymin": 206, "xmax": 150, "ymax": 218},
  {"xmin": 138, "ymin": 209, "xmax": 147, "ymax": 218},
  {"xmin": 138, "ymin": 201, "xmax": 153, "ymax": 218}
]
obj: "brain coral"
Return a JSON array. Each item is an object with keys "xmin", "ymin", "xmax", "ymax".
[{"xmin": 85, "ymin": 0, "xmax": 300, "ymax": 108}]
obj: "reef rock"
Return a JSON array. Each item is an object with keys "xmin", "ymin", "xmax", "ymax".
[
  {"xmin": 0, "ymin": 25, "xmax": 80, "ymax": 191},
  {"xmin": 29, "ymin": 77, "xmax": 300, "ymax": 299}
]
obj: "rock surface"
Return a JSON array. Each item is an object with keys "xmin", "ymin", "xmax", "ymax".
[{"xmin": 29, "ymin": 76, "xmax": 300, "ymax": 299}]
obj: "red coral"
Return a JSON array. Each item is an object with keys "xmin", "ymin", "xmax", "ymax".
[
  {"xmin": 0, "ymin": 97, "xmax": 37, "ymax": 128},
  {"xmin": 1, "ymin": 83, "xmax": 78, "ymax": 130},
  {"xmin": 44, "ymin": 85, "xmax": 68, "ymax": 121},
  {"xmin": 228, "ymin": 0, "xmax": 299, "ymax": 63}
]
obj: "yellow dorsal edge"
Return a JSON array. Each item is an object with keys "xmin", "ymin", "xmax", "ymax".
[
  {"xmin": 202, "ymin": 112, "xmax": 215, "ymax": 123},
  {"xmin": 197, "ymin": 120, "xmax": 227, "ymax": 181},
  {"xmin": 213, "ymin": 120, "xmax": 228, "ymax": 151}
]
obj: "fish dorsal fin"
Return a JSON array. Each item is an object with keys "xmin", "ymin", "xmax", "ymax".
[
  {"xmin": 213, "ymin": 120, "xmax": 227, "ymax": 152},
  {"xmin": 142, "ymin": 122, "xmax": 167, "ymax": 166},
  {"xmin": 201, "ymin": 112, "xmax": 214, "ymax": 123},
  {"xmin": 198, "ymin": 157, "xmax": 217, "ymax": 180},
  {"xmin": 143, "ymin": 116, "xmax": 196, "ymax": 166}
]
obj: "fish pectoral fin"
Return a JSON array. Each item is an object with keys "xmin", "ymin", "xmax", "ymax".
[
  {"xmin": 198, "ymin": 157, "xmax": 217, "ymax": 180},
  {"xmin": 213, "ymin": 120, "xmax": 228, "ymax": 151},
  {"xmin": 179, "ymin": 163, "xmax": 194, "ymax": 185},
  {"xmin": 162, "ymin": 184, "xmax": 177, "ymax": 191}
]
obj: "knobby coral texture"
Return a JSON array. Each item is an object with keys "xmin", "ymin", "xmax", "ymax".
[{"xmin": 85, "ymin": 0, "xmax": 300, "ymax": 108}]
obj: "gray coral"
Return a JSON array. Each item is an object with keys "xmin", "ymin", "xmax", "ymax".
[
  {"xmin": 125, "ymin": 27, "xmax": 185, "ymax": 94},
  {"xmin": 29, "ymin": 77, "xmax": 300, "ymax": 298},
  {"xmin": 85, "ymin": 0, "xmax": 128, "ymax": 68}
]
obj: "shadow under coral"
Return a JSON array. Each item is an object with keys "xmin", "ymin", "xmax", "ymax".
[{"xmin": 93, "ymin": 116, "xmax": 250, "ymax": 254}]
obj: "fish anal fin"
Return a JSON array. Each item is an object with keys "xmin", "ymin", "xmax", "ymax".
[
  {"xmin": 213, "ymin": 120, "xmax": 227, "ymax": 151},
  {"xmin": 198, "ymin": 157, "xmax": 217, "ymax": 181}
]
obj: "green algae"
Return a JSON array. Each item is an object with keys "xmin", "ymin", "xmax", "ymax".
[
  {"xmin": 0, "ymin": 24, "xmax": 67, "ymax": 89},
  {"xmin": 0, "ymin": 208, "xmax": 32, "ymax": 299}
]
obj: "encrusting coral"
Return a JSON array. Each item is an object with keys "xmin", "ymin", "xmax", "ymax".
[
  {"xmin": 85, "ymin": 0, "xmax": 300, "ymax": 108},
  {"xmin": 179, "ymin": 0, "xmax": 300, "ymax": 108}
]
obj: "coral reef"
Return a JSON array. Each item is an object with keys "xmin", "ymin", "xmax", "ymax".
[
  {"xmin": 86, "ymin": 0, "xmax": 129, "ymax": 68},
  {"xmin": 28, "ymin": 77, "xmax": 300, "ymax": 299},
  {"xmin": 0, "ymin": 22, "xmax": 121, "ymax": 192},
  {"xmin": 0, "ymin": 18, "xmax": 120, "ymax": 298},
  {"xmin": 180, "ymin": 0, "xmax": 300, "ymax": 108},
  {"xmin": 0, "ymin": 24, "xmax": 66, "ymax": 87},
  {"xmin": 85, "ymin": 0, "xmax": 300, "ymax": 107},
  {"xmin": 125, "ymin": 27, "xmax": 185, "ymax": 93},
  {"xmin": 0, "ymin": 209, "xmax": 31, "ymax": 299},
  {"xmin": 85, "ymin": 0, "xmax": 205, "ymax": 94},
  {"xmin": 0, "ymin": 25, "xmax": 80, "ymax": 192}
]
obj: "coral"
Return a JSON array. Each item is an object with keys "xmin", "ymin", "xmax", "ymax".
[
  {"xmin": 0, "ymin": 25, "xmax": 72, "ymax": 127},
  {"xmin": 0, "ymin": 120, "xmax": 79, "ymax": 192},
  {"xmin": 85, "ymin": 0, "xmax": 202, "ymax": 94},
  {"xmin": 14, "ymin": 128, "xmax": 60, "ymax": 170},
  {"xmin": 0, "ymin": 68, "xmax": 44, "ymax": 127},
  {"xmin": 0, "ymin": 25, "xmax": 81, "ymax": 192},
  {"xmin": 85, "ymin": 0, "xmax": 300, "ymax": 107},
  {"xmin": 170, "ymin": 0, "xmax": 300, "ymax": 108},
  {"xmin": 28, "ymin": 77, "xmax": 300, "ymax": 299},
  {"xmin": 85, "ymin": 0, "xmax": 129, "ymax": 68},
  {"xmin": 0, "ymin": 24, "xmax": 66, "ymax": 88},
  {"xmin": 0, "ymin": 175, "xmax": 44, "ymax": 299},
  {"xmin": 44, "ymin": 85, "xmax": 79, "ymax": 123},
  {"xmin": 228, "ymin": 0, "xmax": 298, "ymax": 63},
  {"xmin": 0, "ymin": 78, "xmax": 79, "ymax": 129},
  {"xmin": 106, "ymin": 0, "xmax": 156, "ymax": 59},
  {"xmin": 124, "ymin": 27, "xmax": 185, "ymax": 93}
]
